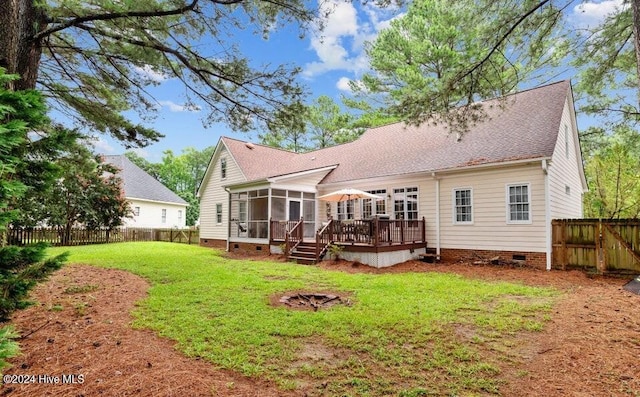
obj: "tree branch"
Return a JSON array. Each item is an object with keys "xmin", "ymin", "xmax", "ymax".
[
  {"xmin": 33, "ymin": 0, "xmax": 202, "ymax": 41},
  {"xmin": 453, "ymin": 0, "xmax": 551, "ymax": 84}
]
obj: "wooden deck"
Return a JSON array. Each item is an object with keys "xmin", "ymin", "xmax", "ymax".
[{"xmin": 269, "ymin": 218, "xmax": 427, "ymax": 261}]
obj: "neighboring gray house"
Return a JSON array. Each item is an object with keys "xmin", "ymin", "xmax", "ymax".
[
  {"xmin": 104, "ymin": 155, "xmax": 188, "ymax": 228},
  {"xmin": 197, "ymin": 81, "xmax": 587, "ymax": 269}
]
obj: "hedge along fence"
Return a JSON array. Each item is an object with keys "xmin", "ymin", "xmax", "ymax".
[
  {"xmin": 552, "ymin": 219, "xmax": 640, "ymax": 275},
  {"xmin": 7, "ymin": 227, "xmax": 199, "ymax": 247}
]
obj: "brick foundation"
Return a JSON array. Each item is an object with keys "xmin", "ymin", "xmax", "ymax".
[
  {"xmin": 200, "ymin": 239, "xmax": 271, "ymax": 255},
  {"xmin": 228, "ymin": 241, "xmax": 270, "ymax": 255},
  {"xmin": 199, "ymin": 238, "xmax": 226, "ymax": 249},
  {"xmin": 440, "ymin": 248, "xmax": 547, "ymax": 269}
]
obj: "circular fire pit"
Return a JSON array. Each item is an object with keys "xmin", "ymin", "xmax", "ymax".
[{"xmin": 277, "ymin": 292, "xmax": 348, "ymax": 311}]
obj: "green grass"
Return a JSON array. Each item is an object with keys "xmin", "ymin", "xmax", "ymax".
[{"xmin": 49, "ymin": 242, "xmax": 558, "ymax": 396}]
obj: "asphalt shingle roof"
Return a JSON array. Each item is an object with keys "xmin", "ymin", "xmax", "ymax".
[
  {"xmin": 223, "ymin": 80, "xmax": 571, "ymax": 185},
  {"xmin": 103, "ymin": 155, "xmax": 188, "ymax": 205}
]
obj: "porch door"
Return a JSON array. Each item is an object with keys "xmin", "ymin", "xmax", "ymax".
[{"xmin": 288, "ymin": 199, "xmax": 301, "ymax": 221}]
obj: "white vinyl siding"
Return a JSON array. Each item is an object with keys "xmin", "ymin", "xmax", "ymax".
[
  {"xmin": 439, "ymin": 165, "xmax": 546, "ymax": 252},
  {"xmin": 122, "ymin": 199, "xmax": 187, "ymax": 228},
  {"xmin": 548, "ymin": 99, "xmax": 584, "ymax": 219},
  {"xmin": 318, "ymin": 176, "xmax": 436, "ymax": 244},
  {"xmin": 199, "ymin": 144, "xmax": 246, "ymax": 240}
]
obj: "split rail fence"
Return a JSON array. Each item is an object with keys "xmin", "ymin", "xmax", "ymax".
[
  {"xmin": 552, "ymin": 219, "xmax": 640, "ymax": 275},
  {"xmin": 7, "ymin": 227, "xmax": 199, "ymax": 247}
]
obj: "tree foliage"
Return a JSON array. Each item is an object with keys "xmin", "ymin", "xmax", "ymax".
[
  {"xmin": 357, "ymin": 0, "xmax": 566, "ymax": 132},
  {"xmin": 259, "ymin": 95, "xmax": 397, "ymax": 152},
  {"xmin": 0, "ymin": 0, "xmax": 399, "ymax": 148},
  {"xmin": 125, "ymin": 146, "xmax": 214, "ymax": 225},
  {"xmin": 572, "ymin": 0, "xmax": 640, "ymax": 149},
  {"xmin": 0, "ymin": 70, "xmax": 67, "ymax": 371},
  {"xmin": 14, "ymin": 141, "xmax": 131, "ymax": 242},
  {"xmin": 583, "ymin": 127, "xmax": 640, "ymax": 219}
]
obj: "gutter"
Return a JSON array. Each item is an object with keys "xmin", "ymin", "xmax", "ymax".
[
  {"xmin": 225, "ymin": 187, "xmax": 231, "ymax": 253},
  {"xmin": 432, "ymin": 172, "xmax": 441, "ymax": 257},
  {"xmin": 542, "ymin": 159, "xmax": 551, "ymax": 271}
]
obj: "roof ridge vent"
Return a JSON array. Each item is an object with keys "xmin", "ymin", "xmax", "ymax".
[{"xmin": 245, "ymin": 142, "xmax": 255, "ymax": 150}]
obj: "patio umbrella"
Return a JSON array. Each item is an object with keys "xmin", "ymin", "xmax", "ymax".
[{"xmin": 318, "ymin": 188, "xmax": 384, "ymax": 202}]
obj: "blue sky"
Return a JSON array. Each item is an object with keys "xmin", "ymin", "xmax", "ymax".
[{"xmin": 81, "ymin": 0, "xmax": 624, "ymax": 161}]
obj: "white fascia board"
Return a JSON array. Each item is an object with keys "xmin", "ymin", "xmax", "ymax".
[
  {"xmin": 266, "ymin": 165, "xmax": 338, "ymax": 183},
  {"xmin": 127, "ymin": 197, "xmax": 189, "ymax": 207}
]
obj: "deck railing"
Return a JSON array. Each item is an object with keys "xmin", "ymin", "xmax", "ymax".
[
  {"xmin": 270, "ymin": 219, "xmax": 300, "ymax": 242},
  {"xmin": 315, "ymin": 218, "xmax": 334, "ymax": 261},
  {"xmin": 271, "ymin": 217, "xmax": 426, "ymax": 247},
  {"xmin": 282, "ymin": 218, "xmax": 304, "ymax": 257}
]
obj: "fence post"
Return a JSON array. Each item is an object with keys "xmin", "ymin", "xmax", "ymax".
[
  {"xmin": 560, "ymin": 220, "xmax": 567, "ymax": 270},
  {"xmin": 596, "ymin": 220, "xmax": 604, "ymax": 273}
]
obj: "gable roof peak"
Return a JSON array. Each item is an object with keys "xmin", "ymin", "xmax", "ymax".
[{"xmin": 103, "ymin": 154, "xmax": 188, "ymax": 205}]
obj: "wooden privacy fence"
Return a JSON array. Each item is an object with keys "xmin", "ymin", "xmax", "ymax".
[
  {"xmin": 552, "ymin": 219, "xmax": 640, "ymax": 275},
  {"xmin": 7, "ymin": 227, "xmax": 199, "ymax": 247}
]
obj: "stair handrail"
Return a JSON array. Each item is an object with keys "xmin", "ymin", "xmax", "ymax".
[
  {"xmin": 315, "ymin": 217, "xmax": 334, "ymax": 262},
  {"xmin": 285, "ymin": 218, "xmax": 304, "ymax": 258}
]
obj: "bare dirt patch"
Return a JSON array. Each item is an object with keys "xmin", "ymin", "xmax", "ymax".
[
  {"xmin": 320, "ymin": 259, "xmax": 640, "ymax": 396},
  {"xmin": 2, "ymin": 258, "xmax": 640, "ymax": 396},
  {"xmin": 1, "ymin": 265, "xmax": 293, "ymax": 397},
  {"xmin": 270, "ymin": 291, "xmax": 351, "ymax": 311}
]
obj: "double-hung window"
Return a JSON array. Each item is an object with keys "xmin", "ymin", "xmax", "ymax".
[
  {"xmin": 221, "ymin": 158, "xmax": 227, "ymax": 179},
  {"xmin": 161, "ymin": 209, "xmax": 167, "ymax": 224},
  {"xmin": 337, "ymin": 200, "xmax": 354, "ymax": 220},
  {"xmin": 453, "ymin": 188, "xmax": 473, "ymax": 224},
  {"xmin": 216, "ymin": 203, "xmax": 223, "ymax": 224},
  {"xmin": 507, "ymin": 184, "xmax": 531, "ymax": 223},
  {"xmin": 361, "ymin": 189, "xmax": 386, "ymax": 219},
  {"xmin": 393, "ymin": 187, "xmax": 418, "ymax": 220}
]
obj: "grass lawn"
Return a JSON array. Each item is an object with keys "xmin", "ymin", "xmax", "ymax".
[{"xmin": 48, "ymin": 242, "xmax": 557, "ymax": 396}]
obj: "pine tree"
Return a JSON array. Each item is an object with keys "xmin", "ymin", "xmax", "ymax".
[{"xmin": 0, "ymin": 69, "xmax": 68, "ymax": 370}]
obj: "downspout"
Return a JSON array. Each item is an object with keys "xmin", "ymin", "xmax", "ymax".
[
  {"xmin": 542, "ymin": 160, "xmax": 551, "ymax": 271},
  {"xmin": 224, "ymin": 187, "xmax": 231, "ymax": 253},
  {"xmin": 432, "ymin": 172, "xmax": 441, "ymax": 257}
]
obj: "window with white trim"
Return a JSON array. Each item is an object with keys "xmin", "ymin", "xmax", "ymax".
[
  {"xmin": 133, "ymin": 206, "xmax": 140, "ymax": 216},
  {"xmin": 161, "ymin": 209, "xmax": 167, "ymax": 224},
  {"xmin": 453, "ymin": 188, "xmax": 473, "ymax": 224},
  {"xmin": 221, "ymin": 158, "xmax": 227, "ymax": 179},
  {"xmin": 216, "ymin": 203, "xmax": 223, "ymax": 224},
  {"xmin": 337, "ymin": 200, "xmax": 355, "ymax": 220},
  {"xmin": 178, "ymin": 210, "xmax": 182, "ymax": 221},
  {"xmin": 361, "ymin": 189, "xmax": 386, "ymax": 219},
  {"xmin": 507, "ymin": 184, "xmax": 530, "ymax": 223},
  {"xmin": 393, "ymin": 187, "xmax": 418, "ymax": 220}
]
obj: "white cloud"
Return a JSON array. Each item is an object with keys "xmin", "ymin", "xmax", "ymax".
[
  {"xmin": 303, "ymin": 1, "xmax": 399, "ymax": 77},
  {"xmin": 129, "ymin": 147, "xmax": 150, "ymax": 159},
  {"xmin": 158, "ymin": 100, "xmax": 201, "ymax": 113},
  {"xmin": 571, "ymin": 0, "xmax": 625, "ymax": 29},
  {"xmin": 336, "ymin": 77, "xmax": 352, "ymax": 92},
  {"xmin": 336, "ymin": 77, "xmax": 368, "ymax": 93},
  {"xmin": 90, "ymin": 137, "xmax": 115, "ymax": 154},
  {"xmin": 134, "ymin": 64, "xmax": 168, "ymax": 82}
]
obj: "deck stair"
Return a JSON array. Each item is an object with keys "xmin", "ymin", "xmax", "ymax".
[
  {"xmin": 418, "ymin": 247, "xmax": 440, "ymax": 263},
  {"xmin": 289, "ymin": 241, "xmax": 327, "ymax": 265}
]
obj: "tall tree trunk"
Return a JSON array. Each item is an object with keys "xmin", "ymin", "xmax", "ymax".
[
  {"xmin": 633, "ymin": 0, "xmax": 640, "ymax": 109},
  {"xmin": 0, "ymin": 0, "xmax": 47, "ymax": 90}
]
